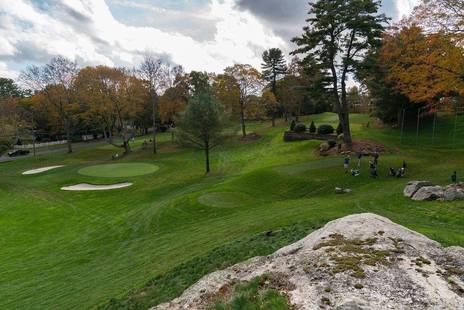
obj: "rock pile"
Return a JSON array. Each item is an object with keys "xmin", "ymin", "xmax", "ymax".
[
  {"xmin": 154, "ymin": 214, "xmax": 464, "ymax": 310},
  {"xmin": 404, "ymin": 181, "xmax": 464, "ymax": 201}
]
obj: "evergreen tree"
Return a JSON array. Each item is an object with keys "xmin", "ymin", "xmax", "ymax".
[
  {"xmin": 292, "ymin": 0, "xmax": 388, "ymax": 145},
  {"xmin": 309, "ymin": 121, "xmax": 316, "ymax": 133},
  {"xmin": 261, "ymin": 48, "xmax": 288, "ymax": 96}
]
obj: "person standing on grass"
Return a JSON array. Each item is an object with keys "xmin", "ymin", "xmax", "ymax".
[
  {"xmin": 343, "ymin": 154, "xmax": 351, "ymax": 174},
  {"xmin": 452, "ymin": 171, "xmax": 458, "ymax": 184},
  {"xmin": 369, "ymin": 160, "xmax": 378, "ymax": 178},
  {"xmin": 373, "ymin": 151, "xmax": 379, "ymax": 166},
  {"xmin": 357, "ymin": 152, "xmax": 363, "ymax": 168}
]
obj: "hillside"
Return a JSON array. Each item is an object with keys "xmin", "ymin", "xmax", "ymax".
[
  {"xmin": 155, "ymin": 213, "xmax": 464, "ymax": 309},
  {"xmin": 1, "ymin": 113, "xmax": 464, "ymax": 309}
]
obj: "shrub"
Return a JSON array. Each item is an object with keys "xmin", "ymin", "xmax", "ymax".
[
  {"xmin": 328, "ymin": 140, "xmax": 337, "ymax": 148},
  {"xmin": 294, "ymin": 123, "xmax": 306, "ymax": 133},
  {"xmin": 319, "ymin": 142, "xmax": 330, "ymax": 152},
  {"xmin": 317, "ymin": 124, "xmax": 334, "ymax": 135},
  {"xmin": 336, "ymin": 123, "xmax": 343, "ymax": 135},
  {"xmin": 309, "ymin": 121, "xmax": 316, "ymax": 133},
  {"xmin": 290, "ymin": 120, "xmax": 296, "ymax": 131}
]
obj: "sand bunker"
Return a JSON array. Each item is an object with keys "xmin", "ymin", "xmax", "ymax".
[
  {"xmin": 61, "ymin": 182, "xmax": 133, "ymax": 191},
  {"xmin": 23, "ymin": 165, "xmax": 64, "ymax": 175}
]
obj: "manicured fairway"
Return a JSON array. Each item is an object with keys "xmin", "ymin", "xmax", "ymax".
[
  {"xmin": 78, "ymin": 163, "xmax": 159, "ymax": 177},
  {"xmin": 0, "ymin": 113, "xmax": 463, "ymax": 310}
]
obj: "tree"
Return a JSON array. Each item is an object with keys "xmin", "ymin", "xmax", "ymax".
[
  {"xmin": 292, "ymin": 0, "xmax": 388, "ymax": 145},
  {"xmin": 0, "ymin": 78, "xmax": 22, "ymax": 98},
  {"xmin": 158, "ymin": 67, "xmax": 189, "ymax": 124},
  {"xmin": 212, "ymin": 74, "xmax": 240, "ymax": 117},
  {"xmin": 176, "ymin": 89, "xmax": 228, "ymax": 174},
  {"xmin": 379, "ymin": 26, "xmax": 464, "ymax": 103},
  {"xmin": 20, "ymin": 56, "xmax": 79, "ymax": 153},
  {"xmin": 356, "ymin": 46, "xmax": 412, "ymax": 124},
  {"xmin": 76, "ymin": 66, "xmax": 145, "ymax": 154},
  {"xmin": 188, "ymin": 71, "xmax": 211, "ymax": 95},
  {"xmin": 261, "ymin": 48, "xmax": 287, "ymax": 96},
  {"xmin": 261, "ymin": 90, "xmax": 279, "ymax": 126},
  {"xmin": 139, "ymin": 55, "xmax": 168, "ymax": 154},
  {"xmin": 413, "ymin": 0, "xmax": 464, "ymax": 40},
  {"xmin": 224, "ymin": 64, "xmax": 262, "ymax": 137}
]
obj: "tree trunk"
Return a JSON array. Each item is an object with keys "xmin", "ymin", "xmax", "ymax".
[
  {"xmin": 239, "ymin": 100, "xmax": 246, "ymax": 137},
  {"xmin": 108, "ymin": 129, "xmax": 113, "ymax": 144},
  {"xmin": 397, "ymin": 108, "xmax": 403, "ymax": 127},
  {"xmin": 123, "ymin": 139, "xmax": 131, "ymax": 155},
  {"xmin": 271, "ymin": 115, "xmax": 276, "ymax": 127},
  {"xmin": 152, "ymin": 92, "xmax": 158, "ymax": 154},
  {"xmin": 340, "ymin": 80, "xmax": 353, "ymax": 145},
  {"xmin": 330, "ymin": 59, "xmax": 352, "ymax": 146},
  {"xmin": 65, "ymin": 121, "xmax": 72, "ymax": 153},
  {"xmin": 205, "ymin": 142, "xmax": 210, "ymax": 174}
]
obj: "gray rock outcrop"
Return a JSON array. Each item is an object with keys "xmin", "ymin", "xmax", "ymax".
[
  {"xmin": 154, "ymin": 214, "xmax": 464, "ymax": 310},
  {"xmin": 444, "ymin": 186, "xmax": 464, "ymax": 201},
  {"xmin": 411, "ymin": 186, "xmax": 444, "ymax": 201},
  {"xmin": 403, "ymin": 181, "xmax": 433, "ymax": 198}
]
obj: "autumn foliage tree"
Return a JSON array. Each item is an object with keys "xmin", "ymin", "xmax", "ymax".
[
  {"xmin": 139, "ymin": 55, "xmax": 169, "ymax": 154},
  {"xmin": 224, "ymin": 64, "xmax": 262, "ymax": 137},
  {"xmin": 212, "ymin": 74, "xmax": 240, "ymax": 118},
  {"xmin": 379, "ymin": 26, "xmax": 464, "ymax": 103},
  {"xmin": 76, "ymin": 66, "xmax": 146, "ymax": 154},
  {"xmin": 20, "ymin": 56, "xmax": 79, "ymax": 153}
]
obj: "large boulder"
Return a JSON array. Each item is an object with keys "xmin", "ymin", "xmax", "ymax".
[
  {"xmin": 412, "ymin": 186, "xmax": 444, "ymax": 201},
  {"xmin": 444, "ymin": 186, "xmax": 464, "ymax": 201},
  {"xmin": 403, "ymin": 181, "xmax": 433, "ymax": 198},
  {"xmin": 154, "ymin": 214, "xmax": 464, "ymax": 310}
]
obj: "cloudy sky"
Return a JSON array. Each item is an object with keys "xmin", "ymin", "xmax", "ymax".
[{"xmin": 0, "ymin": 0, "xmax": 420, "ymax": 79}]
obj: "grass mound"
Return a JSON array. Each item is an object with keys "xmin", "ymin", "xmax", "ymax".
[
  {"xmin": 98, "ymin": 220, "xmax": 319, "ymax": 310},
  {"xmin": 198, "ymin": 192, "xmax": 253, "ymax": 208},
  {"xmin": 78, "ymin": 163, "xmax": 159, "ymax": 178}
]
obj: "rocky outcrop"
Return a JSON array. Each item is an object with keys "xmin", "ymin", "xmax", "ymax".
[
  {"xmin": 154, "ymin": 214, "xmax": 464, "ymax": 310},
  {"xmin": 404, "ymin": 181, "xmax": 464, "ymax": 202},
  {"xmin": 444, "ymin": 185, "xmax": 464, "ymax": 201},
  {"xmin": 411, "ymin": 186, "xmax": 444, "ymax": 201},
  {"xmin": 403, "ymin": 181, "xmax": 433, "ymax": 198}
]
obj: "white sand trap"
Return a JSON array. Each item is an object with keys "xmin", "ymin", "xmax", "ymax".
[
  {"xmin": 61, "ymin": 182, "xmax": 133, "ymax": 191},
  {"xmin": 23, "ymin": 165, "xmax": 64, "ymax": 175}
]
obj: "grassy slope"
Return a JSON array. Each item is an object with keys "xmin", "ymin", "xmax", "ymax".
[{"xmin": 0, "ymin": 113, "xmax": 463, "ymax": 309}]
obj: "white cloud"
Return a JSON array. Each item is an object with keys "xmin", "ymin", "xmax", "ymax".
[
  {"xmin": 0, "ymin": 0, "xmax": 286, "ymax": 77},
  {"xmin": 395, "ymin": 0, "xmax": 421, "ymax": 19},
  {"xmin": 0, "ymin": 62, "xmax": 18, "ymax": 79}
]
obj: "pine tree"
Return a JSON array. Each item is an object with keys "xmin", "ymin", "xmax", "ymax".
[
  {"xmin": 292, "ymin": 0, "xmax": 388, "ymax": 145},
  {"xmin": 309, "ymin": 121, "xmax": 316, "ymax": 133},
  {"xmin": 261, "ymin": 48, "xmax": 288, "ymax": 96}
]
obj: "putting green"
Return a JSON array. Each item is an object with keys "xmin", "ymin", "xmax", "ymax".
[{"xmin": 78, "ymin": 163, "xmax": 159, "ymax": 178}]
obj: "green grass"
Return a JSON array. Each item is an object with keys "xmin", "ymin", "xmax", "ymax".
[
  {"xmin": 210, "ymin": 275, "xmax": 290, "ymax": 310},
  {"xmin": 78, "ymin": 163, "xmax": 160, "ymax": 178},
  {"xmin": 0, "ymin": 113, "xmax": 463, "ymax": 310}
]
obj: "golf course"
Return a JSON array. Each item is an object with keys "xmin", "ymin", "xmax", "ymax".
[{"xmin": 1, "ymin": 113, "xmax": 463, "ymax": 309}]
